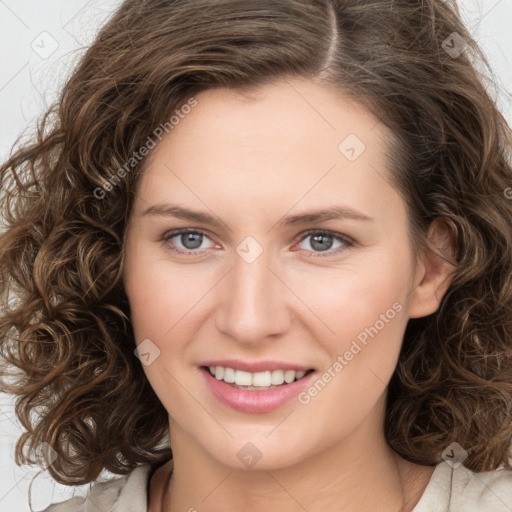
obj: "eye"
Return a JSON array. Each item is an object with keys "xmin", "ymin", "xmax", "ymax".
[
  {"xmin": 162, "ymin": 229, "xmax": 217, "ymax": 255},
  {"xmin": 161, "ymin": 228, "xmax": 355, "ymax": 258},
  {"xmin": 294, "ymin": 230, "xmax": 354, "ymax": 257}
]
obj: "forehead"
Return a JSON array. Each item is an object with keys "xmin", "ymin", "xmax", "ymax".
[
  {"xmin": 153, "ymin": 78, "xmax": 384, "ymax": 156},
  {"xmin": 134, "ymin": 78, "xmax": 403, "ymax": 226}
]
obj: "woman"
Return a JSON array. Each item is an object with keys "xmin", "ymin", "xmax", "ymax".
[{"xmin": 1, "ymin": 1, "xmax": 512, "ymax": 511}]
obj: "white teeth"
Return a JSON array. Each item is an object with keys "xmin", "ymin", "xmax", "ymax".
[
  {"xmin": 252, "ymin": 371, "xmax": 272, "ymax": 387},
  {"xmin": 235, "ymin": 370, "xmax": 252, "ymax": 386},
  {"xmin": 271, "ymin": 370, "xmax": 285, "ymax": 385},
  {"xmin": 207, "ymin": 366, "xmax": 310, "ymax": 387},
  {"xmin": 284, "ymin": 370, "xmax": 296, "ymax": 383},
  {"xmin": 223, "ymin": 367, "xmax": 236, "ymax": 383}
]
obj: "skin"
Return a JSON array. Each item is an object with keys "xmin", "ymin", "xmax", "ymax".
[{"xmin": 122, "ymin": 77, "xmax": 455, "ymax": 512}]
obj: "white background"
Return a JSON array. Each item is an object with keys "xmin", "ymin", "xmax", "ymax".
[{"xmin": 1, "ymin": 0, "xmax": 512, "ymax": 511}]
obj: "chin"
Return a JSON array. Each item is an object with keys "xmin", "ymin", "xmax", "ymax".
[{"xmin": 197, "ymin": 429, "xmax": 319, "ymax": 472}]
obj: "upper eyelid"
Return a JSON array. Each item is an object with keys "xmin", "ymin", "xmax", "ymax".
[
  {"xmin": 164, "ymin": 228, "xmax": 218, "ymax": 245},
  {"xmin": 296, "ymin": 230, "xmax": 355, "ymax": 251},
  {"xmin": 300, "ymin": 229, "xmax": 353, "ymax": 242}
]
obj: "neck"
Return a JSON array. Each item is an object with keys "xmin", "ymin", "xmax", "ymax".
[{"xmin": 156, "ymin": 410, "xmax": 434, "ymax": 512}]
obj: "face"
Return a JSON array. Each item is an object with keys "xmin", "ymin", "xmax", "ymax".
[{"xmin": 122, "ymin": 77, "xmax": 440, "ymax": 471}]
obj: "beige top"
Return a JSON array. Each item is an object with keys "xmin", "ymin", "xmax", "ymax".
[{"xmin": 39, "ymin": 460, "xmax": 512, "ymax": 511}]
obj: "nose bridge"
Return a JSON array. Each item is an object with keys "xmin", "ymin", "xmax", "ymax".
[{"xmin": 215, "ymin": 243, "xmax": 290, "ymax": 343}]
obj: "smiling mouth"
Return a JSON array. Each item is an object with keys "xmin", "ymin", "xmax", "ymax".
[{"xmin": 202, "ymin": 366, "xmax": 315, "ymax": 390}]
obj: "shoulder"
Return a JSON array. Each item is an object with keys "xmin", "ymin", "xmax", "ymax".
[
  {"xmin": 38, "ymin": 464, "xmax": 155, "ymax": 512},
  {"xmin": 414, "ymin": 461, "xmax": 512, "ymax": 512},
  {"xmin": 453, "ymin": 463, "xmax": 512, "ymax": 511}
]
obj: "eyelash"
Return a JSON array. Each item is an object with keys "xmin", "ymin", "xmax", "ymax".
[{"xmin": 161, "ymin": 228, "xmax": 355, "ymax": 258}]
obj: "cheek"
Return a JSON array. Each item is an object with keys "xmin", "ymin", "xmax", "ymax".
[
  {"xmin": 124, "ymin": 250, "xmax": 215, "ymax": 349},
  {"xmin": 293, "ymin": 257, "xmax": 410, "ymax": 433},
  {"xmin": 124, "ymin": 264, "xmax": 166, "ymax": 341},
  {"xmin": 123, "ymin": 233, "xmax": 176, "ymax": 329},
  {"xmin": 305, "ymin": 248, "xmax": 412, "ymax": 365},
  {"xmin": 123, "ymin": 255, "xmax": 201, "ymax": 406}
]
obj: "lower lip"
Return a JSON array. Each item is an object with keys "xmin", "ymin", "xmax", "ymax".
[{"xmin": 200, "ymin": 367, "xmax": 316, "ymax": 413}]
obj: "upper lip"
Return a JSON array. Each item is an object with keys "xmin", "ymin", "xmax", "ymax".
[{"xmin": 201, "ymin": 359, "xmax": 313, "ymax": 373}]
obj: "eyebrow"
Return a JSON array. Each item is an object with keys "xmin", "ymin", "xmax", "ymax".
[{"xmin": 142, "ymin": 203, "xmax": 373, "ymax": 227}]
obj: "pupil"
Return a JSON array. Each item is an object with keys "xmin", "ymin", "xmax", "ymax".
[
  {"xmin": 182, "ymin": 233, "xmax": 202, "ymax": 249},
  {"xmin": 311, "ymin": 234, "xmax": 332, "ymax": 251}
]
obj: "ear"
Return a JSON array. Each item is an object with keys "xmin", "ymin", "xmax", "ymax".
[{"xmin": 408, "ymin": 217, "xmax": 457, "ymax": 319}]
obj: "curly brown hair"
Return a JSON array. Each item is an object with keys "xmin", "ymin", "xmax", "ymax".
[{"xmin": 1, "ymin": 0, "xmax": 512, "ymax": 486}]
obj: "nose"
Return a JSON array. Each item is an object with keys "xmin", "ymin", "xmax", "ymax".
[{"xmin": 214, "ymin": 246, "xmax": 292, "ymax": 345}]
